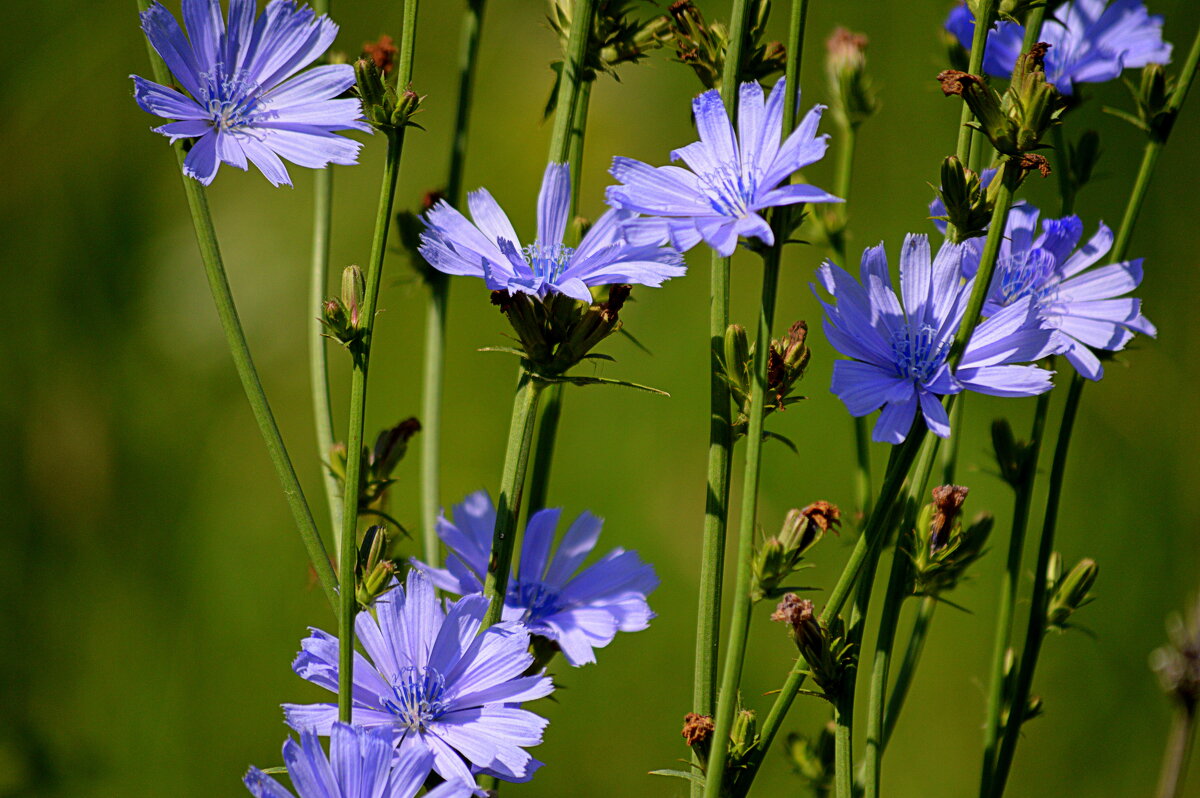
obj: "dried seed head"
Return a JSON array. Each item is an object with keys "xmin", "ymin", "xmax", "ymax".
[
  {"xmin": 930, "ymin": 485, "xmax": 969, "ymax": 552},
  {"xmin": 681, "ymin": 713, "xmax": 715, "ymax": 747},
  {"xmin": 801, "ymin": 501, "xmax": 842, "ymax": 534}
]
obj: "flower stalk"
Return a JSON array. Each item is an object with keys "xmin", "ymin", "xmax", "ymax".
[{"xmin": 135, "ymin": 0, "xmax": 338, "ymax": 613}]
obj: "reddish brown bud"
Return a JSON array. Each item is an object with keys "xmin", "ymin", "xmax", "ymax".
[
  {"xmin": 1018, "ymin": 153, "xmax": 1053, "ymax": 177},
  {"xmin": 930, "ymin": 485, "xmax": 969, "ymax": 552},
  {"xmin": 362, "ymin": 35, "xmax": 397, "ymax": 74},
  {"xmin": 682, "ymin": 713, "xmax": 715, "ymax": 747},
  {"xmin": 771, "ymin": 593, "xmax": 814, "ymax": 629},
  {"xmin": 1028, "ymin": 41, "xmax": 1051, "ymax": 70},
  {"xmin": 801, "ymin": 501, "xmax": 842, "ymax": 535},
  {"xmin": 937, "ymin": 69, "xmax": 979, "ymax": 97}
]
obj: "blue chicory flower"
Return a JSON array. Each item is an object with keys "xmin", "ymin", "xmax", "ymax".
[
  {"xmin": 814, "ymin": 234, "xmax": 1056, "ymax": 443},
  {"xmin": 413, "ymin": 491, "xmax": 657, "ymax": 667},
  {"xmin": 945, "ymin": 0, "xmax": 1172, "ymax": 95},
  {"xmin": 418, "ymin": 163, "xmax": 686, "ymax": 302},
  {"xmin": 965, "ymin": 204, "xmax": 1156, "ymax": 380},
  {"xmin": 132, "ymin": 0, "xmax": 369, "ymax": 186},
  {"xmin": 283, "ymin": 569, "xmax": 554, "ymax": 786},
  {"xmin": 605, "ymin": 79, "xmax": 842, "ymax": 257},
  {"xmin": 244, "ymin": 722, "xmax": 474, "ymax": 798}
]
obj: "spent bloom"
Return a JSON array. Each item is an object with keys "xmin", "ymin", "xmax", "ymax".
[
  {"xmin": 814, "ymin": 234, "xmax": 1055, "ymax": 443},
  {"xmin": 244, "ymin": 723, "xmax": 473, "ymax": 798},
  {"xmin": 966, "ymin": 204, "xmax": 1155, "ymax": 380},
  {"xmin": 606, "ymin": 78, "xmax": 841, "ymax": 256},
  {"xmin": 946, "ymin": 0, "xmax": 1172, "ymax": 95},
  {"xmin": 419, "ymin": 163, "xmax": 685, "ymax": 302},
  {"xmin": 132, "ymin": 0, "xmax": 368, "ymax": 186},
  {"xmin": 284, "ymin": 569, "xmax": 553, "ymax": 785},
  {"xmin": 414, "ymin": 491, "xmax": 657, "ymax": 667}
]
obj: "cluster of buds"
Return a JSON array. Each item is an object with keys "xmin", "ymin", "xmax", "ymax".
[
  {"xmin": 665, "ymin": 0, "xmax": 785, "ymax": 91},
  {"xmin": 772, "ymin": 594, "xmax": 856, "ymax": 699},
  {"xmin": 722, "ymin": 321, "xmax": 811, "ymax": 439},
  {"xmin": 1108, "ymin": 63, "xmax": 1178, "ymax": 142},
  {"xmin": 751, "ymin": 503, "xmax": 838, "ymax": 601},
  {"xmin": 677, "ymin": 705, "xmax": 758, "ymax": 795},
  {"xmin": 355, "ymin": 524, "xmax": 399, "ymax": 607},
  {"xmin": 785, "ymin": 725, "xmax": 835, "ymax": 797},
  {"xmin": 937, "ymin": 43, "xmax": 1065, "ymax": 161},
  {"xmin": 1150, "ymin": 595, "xmax": 1200, "ymax": 713},
  {"xmin": 321, "ymin": 265, "xmax": 366, "ymax": 348},
  {"xmin": 354, "ymin": 42, "xmax": 422, "ymax": 132},
  {"xmin": 931, "ymin": 156, "xmax": 1000, "ymax": 243},
  {"xmin": 328, "ymin": 418, "xmax": 421, "ymax": 519},
  {"xmin": 1044, "ymin": 553, "xmax": 1098, "ymax": 633},
  {"xmin": 826, "ymin": 28, "xmax": 878, "ymax": 131},
  {"xmin": 547, "ymin": 0, "xmax": 669, "ymax": 84},
  {"xmin": 909, "ymin": 486, "xmax": 993, "ymax": 597},
  {"xmin": 491, "ymin": 285, "xmax": 631, "ymax": 378}
]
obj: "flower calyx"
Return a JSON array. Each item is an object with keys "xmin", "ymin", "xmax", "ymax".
[
  {"xmin": 751, "ymin": 503, "xmax": 836, "ymax": 601},
  {"xmin": 355, "ymin": 524, "xmax": 400, "ymax": 607},
  {"xmin": 826, "ymin": 27, "xmax": 879, "ymax": 130},
  {"xmin": 721, "ymin": 321, "xmax": 811, "ymax": 440},
  {"xmin": 1044, "ymin": 553, "xmax": 1098, "ymax": 633},
  {"xmin": 354, "ymin": 56, "xmax": 423, "ymax": 132},
  {"xmin": 321, "ymin": 265, "xmax": 367, "ymax": 348},
  {"xmin": 910, "ymin": 488, "xmax": 992, "ymax": 598},
  {"xmin": 328, "ymin": 418, "xmax": 421, "ymax": 522},
  {"xmin": 931, "ymin": 156, "xmax": 996, "ymax": 243},
  {"xmin": 665, "ymin": 0, "xmax": 785, "ymax": 91},
  {"xmin": 773, "ymin": 595, "xmax": 856, "ymax": 700}
]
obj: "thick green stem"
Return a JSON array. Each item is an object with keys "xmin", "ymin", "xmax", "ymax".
[
  {"xmin": 882, "ymin": 595, "xmax": 937, "ymax": 748},
  {"xmin": 421, "ymin": 0, "xmax": 487, "ymax": 561},
  {"xmin": 136, "ymin": 0, "xmax": 337, "ymax": 613},
  {"xmin": 338, "ymin": 129, "xmax": 406, "ymax": 723},
  {"xmin": 956, "ymin": 0, "xmax": 997, "ymax": 163},
  {"xmin": 864, "ymin": 434, "xmax": 940, "ymax": 797},
  {"xmin": 978, "ymin": 389, "xmax": 1051, "ymax": 795},
  {"xmin": 834, "ymin": 690, "xmax": 854, "ymax": 798},
  {"xmin": 703, "ymin": 247, "xmax": 782, "ymax": 798},
  {"xmin": 481, "ymin": 373, "xmax": 545, "ymax": 627},
  {"xmin": 1157, "ymin": 707, "xmax": 1198, "ymax": 798},
  {"xmin": 690, "ymin": 1, "xmax": 754, "ymax": 788},
  {"xmin": 988, "ymin": 26, "xmax": 1200, "ymax": 794}
]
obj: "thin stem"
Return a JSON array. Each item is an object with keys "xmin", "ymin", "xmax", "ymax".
[
  {"xmin": 864, "ymin": 434, "xmax": 940, "ymax": 797},
  {"xmin": 956, "ymin": 0, "xmax": 997, "ymax": 163},
  {"xmin": 940, "ymin": 396, "xmax": 964, "ymax": 486},
  {"xmin": 136, "ymin": 0, "xmax": 337, "ymax": 613},
  {"xmin": 882, "ymin": 595, "xmax": 937, "ymax": 748},
  {"xmin": 834, "ymin": 690, "xmax": 854, "ymax": 798},
  {"xmin": 338, "ymin": 129, "xmax": 406, "ymax": 723},
  {"xmin": 309, "ymin": 0, "xmax": 341, "ymax": 541},
  {"xmin": 978, "ymin": 389, "xmax": 1051, "ymax": 795},
  {"xmin": 481, "ymin": 372, "xmax": 546, "ymax": 627},
  {"xmin": 691, "ymin": 0, "xmax": 754, "ymax": 785},
  {"xmin": 338, "ymin": 0, "xmax": 419, "ymax": 724},
  {"xmin": 421, "ymin": 0, "xmax": 487, "ymax": 561},
  {"xmin": 989, "ymin": 25, "xmax": 1200, "ymax": 792},
  {"xmin": 1157, "ymin": 708, "xmax": 1198, "ymax": 798},
  {"xmin": 703, "ymin": 245, "xmax": 782, "ymax": 798},
  {"xmin": 547, "ymin": 0, "xmax": 596, "ymax": 165}
]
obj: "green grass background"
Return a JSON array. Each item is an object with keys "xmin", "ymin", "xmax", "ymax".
[{"xmin": 2, "ymin": 1, "xmax": 1199, "ymax": 795}]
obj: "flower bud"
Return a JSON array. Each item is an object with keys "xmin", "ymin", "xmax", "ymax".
[
  {"xmin": 1045, "ymin": 556, "xmax": 1098, "ymax": 633},
  {"xmin": 826, "ymin": 28, "xmax": 878, "ymax": 129},
  {"xmin": 929, "ymin": 485, "xmax": 968, "ymax": 553},
  {"xmin": 341, "ymin": 265, "xmax": 365, "ymax": 328},
  {"xmin": 774, "ymin": 594, "xmax": 855, "ymax": 698},
  {"xmin": 752, "ymin": 504, "xmax": 834, "ymax": 601},
  {"xmin": 681, "ymin": 712, "xmax": 715, "ymax": 762},
  {"xmin": 723, "ymin": 323, "xmax": 752, "ymax": 402},
  {"xmin": 355, "ymin": 525, "xmax": 399, "ymax": 607},
  {"xmin": 729, "ymin": 708, "xmax": 758, "ymax": 762},
  {"xmin": 768, "ymin": 320, "xmax": 811, "ymax": 409},
  {"xmin": 932, "ymin": 156, "xmax": 994, "ymax": 243},
  {"xmin": 1010, "ymin": 43, "xmax": 1064, "ymax": 153},
  {"xmin": 665, "ymin": 0, "xmax": 785, "ymax": 91},
  {"xmin": 911, "ymin": 487, "xmax": 993, "ymax": 598},
  {"xmin": 320, "ymin": 298, "xmax": 355, "ymax": 345},
  {"xmin": 391, "ymin": 88, "xmax": 422, "ymax": 128},
  {"xmin": 1150, "ymin": 596, "xmax": 1200, "ymax": 712}
]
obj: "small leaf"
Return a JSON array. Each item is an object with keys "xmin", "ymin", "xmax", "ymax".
[
  {"xmin": 537, "ymin": 374, "xmax": 670, "ymax": 395},
  {"xmin": 1100, "ymin": 106, "xmax": 1148, "ymax": 131},
  {"xmin": 763, "ymin": 430, "xmax": 799, "ymax": 453},
  {"xmin": 619, "ymin": 327, "xmax": 653, "ymax": 356},
  {"xmin": 478, "ymin": 346, "xmax": 528, "ymax": 357},
  {"xmin": 649, "ymin": 769, "xmax": 705, "ymax": 785},
  {"xmin": 581, "ymin": 353, "xmax": 617, "ymax": 362}
]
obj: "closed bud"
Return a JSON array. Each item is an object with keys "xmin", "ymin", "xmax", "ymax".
[
  {"xmin": 723, "ymin": 324, "xmax": 752, "ymax": 402},
  {"xmin": 729, "ymin": 708, "xmax": 758, "ymax": 762},
  {"xmin": 355, "ymin": 525, "xmax": 398, "ymax": 607},
  {"xmin": 1010, "ymin": 44, "xmax": 1065, "ymax": 153},
  {"xmin": 354, "ymin": 57, "xmax": 387, "ymax": 113},
  {"xmin": 826, "ymin": 28, "xmax": 878, "ymax": 129},
  {"xmin": 371, "ymin": 417, "xmax": 421, "ymax": 480},
  {"xmin": 1045, "ymin": 556, "xmax": 1098, "ymax": 633},
  {"xmin": 1110, "ymin": 63, "xmax": 1179, "ymax": 141},
  {"xmin": 774, "ymin": 595, "xmax": 854, "ymax": 698},
  {"xmin": 752, "ymin": 505, "xmax": 832, "ymax": 601},
  {"xmin": 320, "ymin": 298, "xmax": 355, "ymax": 345},
  {"xmin": 391, "ymin": 88, "xmax": 422, "ymax": 128},
  {"xmin": 341, "ymin": 265, "xmax": 365, "ymax": 328},
  {"xmin": 768, "ymin": 320, "xmax": 811, "ymax": 409},
  {"xmin": 938, "ymin": 69, "xmax": 1019, "ymax": 155},
  {"xmin": 932, "ymin": 156, "xmax": 993, "ymax": 243},
  {"xmin": 911, "ymin": 491, "xmax": 993, "ymax": 598}
]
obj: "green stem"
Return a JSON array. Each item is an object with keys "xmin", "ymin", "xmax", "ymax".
[
  {"xmin": 978, "ymin": 389, "xmax": 1051, "ymax": 795},
  {"xmin": 1051, "ymin": 125, "xmax": 1074, "ymax": 216},
  {"xmin": 1157, "ymin": 707, "xmax": 1198, "ymax": 798},
  {"xmin": 421, "ymin": 0, "xmax": 487, "ymax": 562},
  {"xmin": 338, "ymin": 0, "xmax": 419, "ymax": 724},
  {"xmin": 703, "ymin": 245, "xmax": 782, "ymax": 798},
  {"xmin": 691, "ymin": 1, "xmax": 754, "ymax": 788},
  {"xmin": 940, "ymin": 396, "xmax": 964, "ymax": 486},
  {"xmin": 881, "ymin": 595, "xmax": 937, "ymax": 748},
  {"xmin": 547, "ymin": 0, "xmax": 595, "ymax": 165},
  {"xmin": 988, "ymin": 25, "xmax": 1200, "ymax": 793},
  {"xmin": 481, "ymin": 372, "xmax": 546, "ymax": 628},
  {"xmin": 309, "ymin": 0, "xmax": 341, "ymax": 542},
  {"xmin": 136, "ymin": 0, "xmax": 337, "ymax": 613},
  {"xmin": 338, "ymin": 129, "xmax": 406, "ymax": 723},
  {"xmin": 834, "ymin": 690, "xmax": 854, "ymax": 798},
  {"xmin": 956, "ymin": 0, "xmax": 997, "ymax": 163},
  {"xmin": 864, "ymin": 434, "xmax": 940, "ymax": 797}
]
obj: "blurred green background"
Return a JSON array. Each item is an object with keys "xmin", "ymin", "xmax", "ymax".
[{"xmin": 3, "ymin": 0, "xmax": 1199, "ymax": 795}]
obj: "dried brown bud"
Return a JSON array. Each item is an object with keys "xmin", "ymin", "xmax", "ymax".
[
  {"xmin": 421, "ymin": 189, "xmax": 446, "ymax": 211},
  {"xmin": 681, "ymin": 713, "xmax": 715, "ymax": 747},
  {"xmin": 937, "ymin": 69, "xmax": 977, "ymax": 97},
  {"xmin": 1018, "ymin": 153, "xmax": 1053, "ymax": 178},
  {"xmin": 1028, "ymin": 41, "xmax": 1051, "ymax": 70},
  {"xmin": 801, "ymin": 501, "xmax": 842, "ymax": 535},
  {"xmin": 767, "ymin": 348, "xmax": 787, "ymax": 409},
  {"xmin": 604, "ymin": 284, "xmax": 632, "ymax": 316},
  {"xmin": 490, "ymin": 289, "xmax": 514, "ymax": 310},
  {"xmin": 362, "ymin": 35, "xmax": 397, "ymax": 75},
  {"xmin": 827, "ymin": 27, "xmax": 868, "ymax": 72},
  {"xmin": 771, "ymin": 593, "xmax": 814, "ymax": 629},
  {"xmin": 930, "ymin": 485, "xmax": 969, "ymax": 552}
]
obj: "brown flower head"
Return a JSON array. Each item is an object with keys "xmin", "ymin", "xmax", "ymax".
[
  {"xmin": 362, "ymin": 35, "xmax": 397, "ymax": 74},
  {"xmin": 930, "ymin": 485, "xmax": 969, "ymax": 552},
  {"xmin": 682, "ymin": 713, "xmax": 715, "ymax": 747},
  {"xmin": 801, "ymin": 501, "xmax": 842, "ymax": 535}
]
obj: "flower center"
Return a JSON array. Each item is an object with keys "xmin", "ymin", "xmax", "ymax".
[
  {"xmin": 521, "ymin": 240, "xmax": 574, "ymax": 282},
  {"xmin": 696, "ymin": 164, "xmax": 757, "ymax": 217},
  {"xmin": 382, "ymin": 666, "xmax": 448, "ymax": 731},
  {"xmin": 997, "ymin": 248, "xmax": 1058, "ymax": 305},
  {"xmin": 890, "ymin": 324, "xmax": 949, "ymax": 383},
  {"xmin": 197, "ymin": 65, "xmax": 263, "ymax": 133},
  {"xmin": 508, "ymin": 580, "xmax": 562, "ymax": 623}
]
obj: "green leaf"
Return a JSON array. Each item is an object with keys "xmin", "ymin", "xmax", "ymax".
[
  {"xmin": 619, "ymin": 327, "xmax": 654, "ymax": 356},
  {"xmin": 648, "ymin": 769, "xmax": 705, "ymax": 785},
  {"xmin": 537, "ymin": 374, "xmax": 670, "ymax": 396},
  {"xmin": 478, "ymin": 346, "xmax": 528, "ymax": 358},
  {"xmin": 1100, "ymin": 106, "xmax": 1148, "ymax": 131},
  {"xmin": 581, "ymin": 353, "xmax": 617, "ymax": 362},
  {"xmin": 763, "ymin": 430, "xmax": 798, "ymax": 454},
  {"xmin": 259, "ymin": 766, "xmax": 287, "ymax": 775}
]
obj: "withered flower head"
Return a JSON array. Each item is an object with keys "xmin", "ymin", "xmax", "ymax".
[
  {"xmin": 681, "ymin": 713, "xmax": 715, "ymax": 748},
  {"xmin": 801, "ymin": 501, "xmax": 842, "ymax": 535},
  {"xmin": 362, "ymin": 34, "xmax": 397, "ymax": 74},
  {"xmin": 930, "ymin": 485, "xmax": 969, "ymax": 552},
  {"xmin": 771, "ymin": 593, "xmax": 814, "ymax": 629}
]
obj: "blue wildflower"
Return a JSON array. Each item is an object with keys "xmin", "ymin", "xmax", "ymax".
[
  {"xmin": 946, "ymin": 0, "xmax": 1172, "ymax": 95},
  {"xmin": 413, "ymin": 491, "xmax": 657, "ymax": 667},
  {"xmin": 284, "ymin": 569, "xmax": 554, "ymax": 786},
  {"xmin": 244, "ymin": 722, "xmax": 474, "ymax": 798},
  {"xmin": 132, "ymin": 0, "xmax": 369, "ymax": 186},
  {"xmin": 418, "ymin": 163, "xmax": 685, "ymax": 302},
  {"xmin": 964, "ymin": 204, "xmax": 1156, "ymax": 380},
  {"xmin": 814, "ymin": 234, "xmax": 1056, "ymax": 443},
  {"xmin": 605, "ymin": 79, "xmax": 841, "ymax": 257}
]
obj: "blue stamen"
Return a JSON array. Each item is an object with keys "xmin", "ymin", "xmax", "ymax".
[
  {"xmin": 890, "ymin": 324, "xmax": 949, "ymax": 383},
  {"xmin": 382, "ymin": 666, "xmax": 448, "ymax": 731}
]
